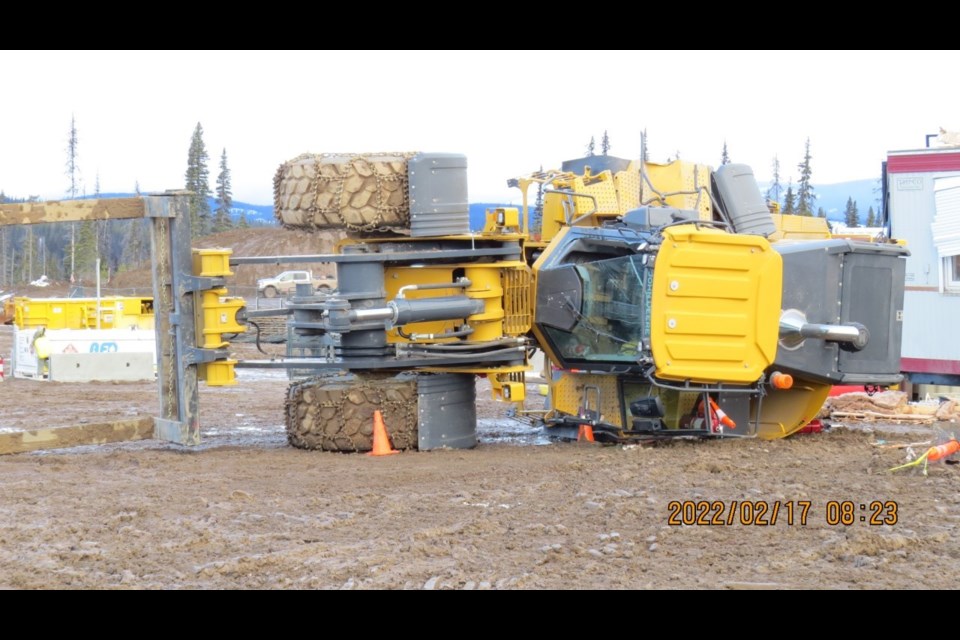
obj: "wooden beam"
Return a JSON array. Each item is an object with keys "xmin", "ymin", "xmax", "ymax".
[
  {"xmin": 0, "ymin": 197, "xmax": 147, "ymax": 226},
  {"xmin": 0, "ymin": 418, "xmax": 155, "ymax": 455}
]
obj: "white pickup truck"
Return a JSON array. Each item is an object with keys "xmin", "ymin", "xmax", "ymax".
[{"xmin": 257, "ymin": 270, "xmax": 337, "ymax": 298}]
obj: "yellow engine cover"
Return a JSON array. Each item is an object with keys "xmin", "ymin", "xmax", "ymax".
[{"xmin": 650, "ymin": 225, "xmax": 782, "ymax": 384}]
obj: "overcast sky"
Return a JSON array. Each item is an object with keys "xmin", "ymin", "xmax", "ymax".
[{"xmin": 2, "ymin": 50, "xmax": 957, "ymax": 205}]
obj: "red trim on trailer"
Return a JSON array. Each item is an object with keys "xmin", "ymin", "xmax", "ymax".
[
  {"xmin": 888, "ymin": 152, "xmax": 960, "ymax": 173},
  {"xmin": 901, "ymin": 357, "xmax": 960, "ymax": 375}
]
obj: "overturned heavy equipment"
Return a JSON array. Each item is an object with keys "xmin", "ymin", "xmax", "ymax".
[{"xmin": 253, "ymin": 151, "xmax": 908, "ymax": 451}]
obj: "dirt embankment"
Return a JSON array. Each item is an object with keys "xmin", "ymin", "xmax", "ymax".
[
  {"xmin": 3, "ymin": 227, "xmax": 343, "ymax": 299},
  {"xmin": 111, "ymin": 228, "xmax": 343, "ymax": 292}
]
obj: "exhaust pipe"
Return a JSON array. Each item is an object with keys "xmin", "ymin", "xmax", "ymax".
[{"xmin": 779, "ymin": 309, "xmax": 869, "ymax": 351}]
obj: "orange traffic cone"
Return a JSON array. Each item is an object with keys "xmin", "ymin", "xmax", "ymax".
[
  {"xmin": 577, "ymin": 424, "xmax": 595, "ymax": 442},
  {"xmin": 698, "ymin": 398, "xmax": 736, "ymax": 432},
  {"xmin": 708, "ymin": 398, "xmax": 736, "ymax": 429},
  {"xmin": 368, "ymin": 410, "xmax": 399, "ymax": 456}
]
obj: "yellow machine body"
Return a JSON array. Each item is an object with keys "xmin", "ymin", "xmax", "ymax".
[
  {"xmin": 11, "ymin": 296, "xmax": 154, "ymax": 330},
  {"xmin": 525, "ymin": 158, "xmax": 851, "ymax": 441},
  {"xmin": 649, "ymin": 225, "xmax": 782, "ymax": 384},
  {"xmin": 381, "ymin": 260, "xmax": 531, "ymax": 345}
]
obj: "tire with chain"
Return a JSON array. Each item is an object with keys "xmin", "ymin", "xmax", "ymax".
[
  {"xmin": 274, "ymin": 152, "xmax": 416, "ymax": 233},
  {"xmin": 285, "ymin": 372, "xmax": 419, "ymax": 452}
]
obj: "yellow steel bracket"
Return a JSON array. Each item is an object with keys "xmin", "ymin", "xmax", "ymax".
[
  {"xmin": 191, "ymin": 248, "xmax": 245, "ymax": 386},
  {"xmin": 491, "ymin": 371, "xmax": 526, "ymax": 402}
]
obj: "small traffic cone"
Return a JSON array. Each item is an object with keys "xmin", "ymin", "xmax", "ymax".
[
  {"xmin": 368, "ymin": 410, "xmax": 399, "ymax": 456},
  {"xmin": 577, "ymin": 424, "xmax": 595, "ymax": 442},
  {"xmin": 708, "ymin": 398, "xmax": 736, "ymax": 429},
  {"xmin": 890, "ymin": 438, "xmax": 960, "ymax": 475},
  {"xmin": 699, "ymin": 398, "xmax": 736, "ymax": 431}
]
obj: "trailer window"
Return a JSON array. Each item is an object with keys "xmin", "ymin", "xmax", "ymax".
[{"xmin": 945, "ymin": 256, "xmax": 960, "ymax": 293}]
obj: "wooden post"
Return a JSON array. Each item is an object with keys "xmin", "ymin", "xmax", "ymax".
[{"xmin": 147, "ymin": 194, "xmax": 201, "ymax": 445}]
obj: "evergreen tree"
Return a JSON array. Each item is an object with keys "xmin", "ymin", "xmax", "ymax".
[
  {"xmin": 92, "ymin": 171, "xmax": 107, "ymax": 275},
  {"xmin": 865, "ymin": 206, "xmax": 877, "ymax": 227},
  {"xmin": 586, "ymin": 136, "xmax": 596, "ymax": 157},
  {"xmin": 184, "ymin": 122, "xmax": 212, "ymax": 237},
  {"xmin": 66, "ymin": 115, "xmax": 80, "ymax": 199},
  {"xmin": 214, "ymin": 148, "xmax": 233, "ymax": 233},
  {"xmin": 874, "ymin": 177, "xmax": 883, "ymax": 225},
  {"xmin": 66, "ymin": 115, "xmax": 80, "ymax": 282},
  {"xmin": 237, "ymin": 211, "xmax": 249, "ymax": 228},
  {"xmin": 532, "ymin": 165, "xmax": 544, "ymax": 237},
  {"xmin": 783, "ymin": 180, "xmax": 796, "ymax": 214},
  {"xmin": 767, "ymin": 155, "xmax": 782, "ymax": 204},
  {"xmin": 721, "ymin": 140, "xmax": 730, "ymax": 165},
  {"xmin": 844, "ymin": 197, "xmax": 860, "ymax": 227},
  {"xmin": 122, "ymin": 182, "xmax": 146, "ymax": 269},
  {"xmin": 26, "ymin": 227, "xmax": 34, "ymax": 282},
  {"xmin": 75, "ymin": 219, "xmax": 98, "ymax": 281},
  {"xmin": 601, "ymin": 130, "xmax": 611, "ymax": 155},
  {"xmin": 817, "ymin": 207, "xmax": 826, "ymax": 218},
  {"xmin": 796, "ymin": 138, "xmax": 815, "ymax": 216}
]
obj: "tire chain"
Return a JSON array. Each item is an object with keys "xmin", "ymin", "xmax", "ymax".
[
  {"xmin": 284, "ymin": 372, "xmax": 418, "ymax": 452},
  {"xmin": 274, "ymin": 152, "xmax": 417, "ymax": 235}
]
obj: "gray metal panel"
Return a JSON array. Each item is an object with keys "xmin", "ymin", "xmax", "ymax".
[
  {"xmin": 773, "ymin": 244, "xmax": 843, "ymax": 382},
  {"xmin": 717, "ymin": 392, "xmax": 753, "ymax": 437},
  {"xmin": 837, "ymin": 252, "xmax": 905, "ymax": 376},
  {"xmin": 774, "ymin": 241, "xmax": 908, "ymax": 384},
  {"xmin": 49, "ymin": 352, "xmax": 154, "ymax": 382},
  {"xmin": 561, "ymin": 155, "xmax": 632, "ymax": 175},
  {"xmin": 713, "ymin": 163, "xmax": 776, "ymax": 236},
  {"xmin": 229, "ymin": 244, "xmax": 521, "ymax": 265},
  {"xmin": 408, "ymin": 153, "xmax": 470, "ymax": 237},
  {"xmin": 333, "ymin": 260, "xmax": 387, "ymax": 357},
  {"xmin": 622, "ymin": 206, "xmax": 698, "ymax": 230},
  {"xmin": 417, "ymin": 373, "xmax": 477, "ymax": 450}
]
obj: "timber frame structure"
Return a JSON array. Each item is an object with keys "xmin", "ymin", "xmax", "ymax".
[{"xmin": 0, "ymin": 193, "xmax": 214, "ymax": 449}]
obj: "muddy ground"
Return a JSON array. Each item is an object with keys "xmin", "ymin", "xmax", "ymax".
[{"xmin": 1, "ymin": 323, "xmax": 960, "ymax": 589}]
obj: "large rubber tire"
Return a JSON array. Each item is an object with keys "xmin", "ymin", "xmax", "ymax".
[
  {"xmin": 262, "ymin": 286, "xmax": 278, "ymax": 299},
  {"xmin": 273, "ymin": 153, "xmax": 415, "ymax": 233},
  {"xmin": 285, "ymin": 373, "xmax": 419, "ymax": 452}
]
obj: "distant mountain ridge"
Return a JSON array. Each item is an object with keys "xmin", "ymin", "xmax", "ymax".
[
  {"xmin": 757, "ymin": 179, "xmax": 880, "ymax": 222},
  {"xmin": 96, "ymin": 178, "xmax": 883, "ymax": 230}
]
